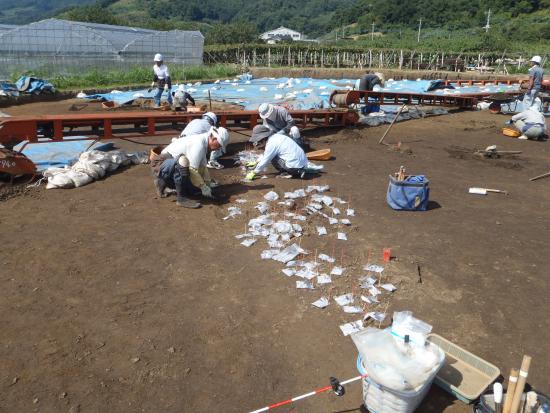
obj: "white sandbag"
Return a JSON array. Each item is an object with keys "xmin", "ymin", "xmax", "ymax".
[
  {"xmin": 71, "ymin": 160, "xmax": 106, "ymax": 180},
  {"xmin": 106, "ymin": 150, "xmax": 129, "ymax": 168},
  {"xmin": 66, "ymin": 170, "xmax": 94, "ymax": 187},
  {"xmin": 42, "ymin": 167, "xmax": 67, "ymax": 179},
  {"xmin": 46, "ymin": 171, "xmax": 75, "ymax": 189},
  {"xmin": 127, "ymin": 151, "xmax": 149, "ymax": 165}
]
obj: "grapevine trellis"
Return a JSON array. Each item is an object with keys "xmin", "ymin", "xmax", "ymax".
[{"xmin": 204, "ymin": 45, "xmax": 533, "ymax": 72}]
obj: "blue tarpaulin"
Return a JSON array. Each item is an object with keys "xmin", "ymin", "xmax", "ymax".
[
  {"xmin": 15, "ymin": 76, "xmax": 55, "ymax": 94},
  {"xmin": 14, "ymin": 140, "xmax": 113, "ymax": 172},
  {"xmin": 82, "ymin": 76, "xmax": 523, "ymax": 111}
]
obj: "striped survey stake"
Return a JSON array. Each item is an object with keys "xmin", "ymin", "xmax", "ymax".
[{"xmin": 248, "ymin": 374, "xmax": 368, "ymax": 413}]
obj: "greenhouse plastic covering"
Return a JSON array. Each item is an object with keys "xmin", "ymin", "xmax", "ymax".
[{"xmin": 0, "ymin": 19, "xmax": 204, "ymax": 76}]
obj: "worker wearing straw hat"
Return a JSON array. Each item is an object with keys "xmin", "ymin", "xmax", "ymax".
[{"xmin": 357, "ymin": 72, "xmax": 385, "ymax": 91}]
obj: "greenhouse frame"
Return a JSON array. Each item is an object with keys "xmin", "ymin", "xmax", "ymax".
[{"xmin": 0, "ymin": 19, "xmax": 204, "ymax": 76}]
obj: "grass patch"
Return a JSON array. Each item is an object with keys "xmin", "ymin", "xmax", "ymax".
[{"xmin": 13, "ymin": 64, "xmax": 240, "ymax": 91}]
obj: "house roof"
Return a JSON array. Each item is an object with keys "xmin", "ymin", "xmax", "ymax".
[{"xmin": 261, "ymin": 26, "xmax": 301, "ymax": 36}]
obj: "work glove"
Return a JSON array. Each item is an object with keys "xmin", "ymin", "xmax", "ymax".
[
  {"xmin": 150, "ymin": 81, "xmax": 155, "ymax": 88},
  {"xmin": 245, "ymin": 161, "xmax": 258, "ymax": 169},
  {"xmin": 208, "ymin": 179, "xmax": 220, "ymax": 188},
  {"xmin": 245, "ymin": 171, "xmax": 256, "ymax": 181},
  {"xmin": 164, "ymin": 84, "xmax": 169, "ymax": 92},
  {"xmin": 201, "ymin": 184, "xmax": 214, "ymax": 198}
]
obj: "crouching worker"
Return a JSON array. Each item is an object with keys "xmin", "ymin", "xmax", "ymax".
[
  {"xmin": 357, "ymin": 72, "xmax": 385, "ymax": 91},
  {"xmin": 180, "ymin": 112, "xmax": 225, "ymax": 169},
  {"xmin": 508, "ymin": 105, "xmax": 548, "ymax": 140},
  {"xmin": 172, "ymin": 85, "xmax": 195, "ymax": 111},
  {"xmin": 151, "ymin": 127, "xmax": 229, "ymax": 208},
  {"xmin": 258, "ymin": 103, "xmax": 302, "ymax": 145},
  {"xmin": 245, "ymin": 125, "xmax": 307, "ymax": 180}
]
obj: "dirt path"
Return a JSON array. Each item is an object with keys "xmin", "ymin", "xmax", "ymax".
[{"xmin": 0, "ymin": 106, "xmax": 549, "ymax": 413}]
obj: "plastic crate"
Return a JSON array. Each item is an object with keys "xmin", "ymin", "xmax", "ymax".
[{"xmin": 427, "ymin": 334, "xmax": 500, "ymax": 404}]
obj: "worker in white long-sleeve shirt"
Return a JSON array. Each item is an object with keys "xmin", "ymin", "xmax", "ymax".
[
  {"xmin": 245, "ymin": 125, "xmax": 307, "ymax": 180},
  {"xmin": 151, "ymin": 53, "xmax": 172, "ymax": 108},
  {"xmin": 178, "ymin": 112, "xmax": 226, "ymax": 169},
  {"xmin": 508, "ymin": 105, "xmax": 548, "ymax": 140},
  {"xmin": 258, "ymin": 103, "xmax": 302, "ymax": 145},
  {"xmin": 150, "ymin": 127, "xmax": 229, "ymax": 208}
]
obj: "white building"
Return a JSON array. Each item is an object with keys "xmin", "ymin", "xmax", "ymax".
[{"xmin": 259, "ymin": 26, "xmax": 302, "ymax": 43}]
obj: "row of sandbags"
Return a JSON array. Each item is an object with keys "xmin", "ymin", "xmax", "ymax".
[{"xmin": 43, "ymin": 149, "xmax": 148, "ymax": 189}]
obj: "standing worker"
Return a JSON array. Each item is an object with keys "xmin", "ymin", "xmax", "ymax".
[
  {"xmin": 524, "ymin": 55, "xmax": 544, "ymax": 109},
  {"xmin": 179, "ymin": 112, "xmax": 226, "ymax": 169},
  {"xmin": 151, "ymin": 127, "xmax": 229, "ymax": 208},
  {"xmin": 245, "ymin": 125, "xmax": 308, "ymax": 180},
  {"xmin": 151, "ymin": 53, "xmax": 173, "ymax": 108},
  {"xmin": 173, "ymin": 85, "xmax": 195, "ymax": 111},
  {"xmin": 258, "ymin": 103, "xmax": 302, "ymax": 145},
  {"xmin": 357, "ymin": 72, "xmax": 385, "ymax": 91}
]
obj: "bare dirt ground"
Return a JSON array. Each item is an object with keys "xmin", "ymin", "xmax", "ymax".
[{"xmin": 1, "ymin": 100, "xmax": 549, "ymax": 413}]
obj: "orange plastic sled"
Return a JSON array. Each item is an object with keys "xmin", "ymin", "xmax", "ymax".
[{"xmin": 306, "ymin": 149, "xmax": 332, "ymax": 161}]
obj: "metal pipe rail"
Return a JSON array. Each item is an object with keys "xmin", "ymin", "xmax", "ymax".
[{"xmin": 330, "ymin": 90, "xmax": 481, "ymax": 108}]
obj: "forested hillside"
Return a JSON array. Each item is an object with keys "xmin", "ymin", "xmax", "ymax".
[
  {"xmin": 0, "ymin": 0, "xmax": 94, "ymax": 23},
  {"xmin": 1, "ymin": 0, "xmax": 549, "ymax": 51}
]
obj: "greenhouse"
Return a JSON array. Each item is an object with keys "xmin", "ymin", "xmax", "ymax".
[{"xmin": 0, "ymin": 19, "xmax": 204, "ymax": 76}]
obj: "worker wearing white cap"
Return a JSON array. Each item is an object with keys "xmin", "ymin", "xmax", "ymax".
[
  {"xmin": 151, "ymin": 53, "xmax": 173, "ymax": 108},
  {"xmin": 245, "ymin": 125, "xmax": 307, "ymax": 180},
  {"xmin": 524, "ymin": 55, "xmax": 544, "ymax": 109},
  {"xmin": 258, "ymin": 103, "xmax": 302, "ymax": 145},
  {"xmin": 152, "ymin": 127, "xmax": 229, "ymax": 208},
  {"xmin": 178, "ymin": 112, "xmax": 226, "ymax": 169},
  {"xmin": 172, "ymin": 85, "xmax": 195, "ymax": 112}
]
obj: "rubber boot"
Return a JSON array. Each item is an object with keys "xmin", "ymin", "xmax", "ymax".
[{"xmin": 154, "ymin": 177, "xmax": 167, "ymax": 197}]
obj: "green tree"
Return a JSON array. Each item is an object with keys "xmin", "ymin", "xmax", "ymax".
[
  {"xmin": 65, "ymin": 4, "xmax": 121, "ymax": 25},
  {"xmin": 206, "ymin": 21, "xmax": 258, "ymax": 44}
]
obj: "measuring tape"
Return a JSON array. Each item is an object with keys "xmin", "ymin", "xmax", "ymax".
[{"xmin": 248, "ymin": 374, "xmax": 368, "ymax": 413}]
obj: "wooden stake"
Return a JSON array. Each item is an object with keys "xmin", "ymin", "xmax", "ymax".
[
  {"xmin": 502, "ymin": 368, "xmax": 518, "ymax": 413},
  {"xmin": 529, "ymin": 171, "xmax": 550, "ymax": 181},
  {"xmin": 379, "ymin": 104, "xmax": 406, "ymax": 145},
  {"xmin": 509, "ymin": 356, "xmax": 532, "ymax": 413}
]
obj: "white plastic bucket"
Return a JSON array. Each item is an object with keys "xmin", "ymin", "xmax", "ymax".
[{"xmin": 356, "ymin": 351, "xmax": 443, "ymax": 413}]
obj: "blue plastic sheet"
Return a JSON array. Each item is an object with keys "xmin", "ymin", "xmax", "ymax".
[
  {"xmin": 13, "ymin": 140, "xmax": 112, "ymax": 172},
  {"xmin": 81, "ymin": 76, "xmax": 524, "ymax": 111},
  {"xmin": 15, "ymin": 76, "xmax": 55, "ymax": 94}
]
